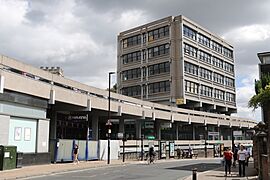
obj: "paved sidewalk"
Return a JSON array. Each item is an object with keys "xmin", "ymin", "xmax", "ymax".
[
  {"xmin": 183, "ymin": 163, "xmax": 258, "ymax": 180},
  {"xmin": 0, "ymin": 160, "xmax": 130, "ymax": 180}
]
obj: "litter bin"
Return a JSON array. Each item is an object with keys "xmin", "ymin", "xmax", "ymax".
[
  {"xmin": 0, "ymin": 145, "xmax": 17, "ymax": 170},
  {"xmin": 16, "ymin": 152, "xmax": 23, "ymax": 168}
]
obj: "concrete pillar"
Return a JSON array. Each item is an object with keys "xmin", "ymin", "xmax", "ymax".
[
  {"xmin": 49, "ymin": 111, "xmax": 57, "ymax": 139},
  {"xmin": 156, "ymin": 121, "xmax": 161, "ymax": 140},
  {"xmin": 92, "ymin": 115, "xmax": 99, "ymax": 140},
  {"xmin": 174, "ymin": 122, "xmax": 179, "ymax": 140},
  {"xmin": 136, "ymin": 120, "xmax": 142, "ymax": 139},
  {"xmin": 192, "ymin": 124, "xmax": 196, "ymax": 140},
  {"xmin": 119, "ymin": 118, "xmax": 125, "ymax": 134}
]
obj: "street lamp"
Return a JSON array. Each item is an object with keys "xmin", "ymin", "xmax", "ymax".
[
  {"xmin": 204, "ymin": 125, "xmax": 208, "ymax": 158},
  {"xmin": 107, "ymin": 72, "xmax": 115, "ymax": 164}
]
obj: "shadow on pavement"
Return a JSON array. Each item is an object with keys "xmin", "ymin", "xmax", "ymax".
[{"xmin": 166, "ymin": 163, "xmax": 220, "ymax": 172}]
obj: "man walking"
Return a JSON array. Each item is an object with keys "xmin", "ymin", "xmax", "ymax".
[{"xmin": 237, "ymin": 145, "xmax": 247, "ymax": 177}]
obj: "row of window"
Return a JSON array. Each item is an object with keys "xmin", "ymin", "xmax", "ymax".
[
  {"xmin": 148, "ymin": 26, "xmax": 169, "ymax": 42},
  {"xmin": 149, "ymin": 62, "xmax": 170, "ymax": 76},
  {"xmin": 123, "ymin": 26, "xmax": 169, "ymax": 48},
  {"xmin": 184, "ymin": 81, "xmax": 235, "ymax": 102},
  {"xmin": 148, "ymin": 81, "xmax": 170, "ymax": 94},
  {"xmin": 148, "ymin": 44, "xmax": 170, "ymax": 58},
  {"xmin": 122, "ymin": 51, "xmax": 141, "ymax": 64},
  {"xmin": 183, "ymin": 25, "xmax": 233, "ymax": 59},
  {"xmin": 122, "ymin": 43, "xmax": 169, "ymax": 65},
  {"xmin": 184, "ymin": 62, "xmax": 235, "ymax": 87},
  {"xmin": 122, "ymin": 68, "xmax": 141, "ymax": 80},
  {"xmin": 121, "ymin": 81, "xmax": 170, "ymax": 96},
  {"xmin": 184, "ymin": 43, "xmax": 234, "ymax": 73},
  {"xmin": 122, "ymin": 85, "xmax": 141, "ymax": 96},
  {"xmin": 123, "ymin": 34, "xmax": 141, "ymax": 48},
  {"xmin": 122, "ymin": 62, "xmax": 170, "ymax": 81}
]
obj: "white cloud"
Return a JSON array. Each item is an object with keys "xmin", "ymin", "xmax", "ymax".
[
  {"xmin": 235, "ymin": 76, "xmax": 261, "ymax": 122},
  {"xmin": 223, "ymin": 24, "xmax": 270, "ymax": 43}
]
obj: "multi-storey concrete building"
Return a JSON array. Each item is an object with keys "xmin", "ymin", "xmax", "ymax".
[{"xmin": 117, "ymin": 15, "xmax": 236, "ymax": 115}]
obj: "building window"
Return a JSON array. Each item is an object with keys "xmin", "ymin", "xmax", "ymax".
[
  {"xmin": 198, "ymin": 33, "xmax": 210, "ymax": 48},
  {"xmin": 226, "ymin": 92, "xmax": 235, "ymax": 102},
  {"xmin": 148, "ymin": 62, "xmax": 170, "ymax": 76},
  {"xmin": 223, "ymin": 47, "xmax": 233, "ymax": 59},
  {"xmin": 213, "ymin": 72, "xmax": 224, "ymax": 85},
  {"xmin": 212, "ymin": 41, "xmax": 222, "ymax": 54},
  {"xmin": 148, "ymin": 44, "xmax": 170, "ymax": 59},
  {"xmin": 185, "ymin": 80, "xmax": 199, "ymax": 94},
  {"xmin": 183, "ymin": 25, "xmax": 196, "ymax": 41},
  {"xmin": 198, "ymin": 50, "xmax": 211, "ymax": 64},
  {"xmin": 212, "ymin": 56, "xmax": 223, "ymax": 69},
  {"xmin": 200, "ymin": 85, "xmax": 212, "ymax": 97},
  {"xmin": 224, "ymin": 77, "xmax": 235, "ymax": 87},
  {"xmin": 122, "ymin": 51, "xmax": 141, "ymax": 64},
  {"xmin": 122, "ymin": 86, "xmax": 141, "ymax": 96},
  {"xmin": 199, "ymin": 67, "xmax": 212, "ymax": 81},
  {"xmin": 184, "ymin": 43, "xmax": 197, "ymax": 58},
  {"xmin": 123, "ymin": 34, "xmax": 141, "ymax": 48},
  {"xmin": 148, "ymin": 26, "xmax": 169, "ymax": 42},
  {"xmin": 122, "ymin": 68, "xmax": 141, "ymax": 81},
  {"xmin": 184, "ymin": 62, "xmax": 198, "ymax": 76},
  {"xmin": 148, "ymin": 81, "xmax": 170, "ymax": 94},
  {"xmin": 224, "ymin": 62, "xmax": 234, "ymax": 73},
  {"xmin": 213, "ymin": 89, "xmax": 224, "ymax": 100}
]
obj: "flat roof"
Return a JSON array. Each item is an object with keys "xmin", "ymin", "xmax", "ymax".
[{"xmin": 257, "ymin": 51, "xmax": 270, "ymax": 63}]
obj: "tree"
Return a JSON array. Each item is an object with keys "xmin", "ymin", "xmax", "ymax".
[
  {"xmin": 106, "ymin": 83, "xmax": 117, "ymax": 93},
  {"xmin": 248, "ymin": 73, "xmax": 270, "ymax": 110},
  {"xmin": 249, "ymin": 73, "xmax": 270, "ymax": 178}
]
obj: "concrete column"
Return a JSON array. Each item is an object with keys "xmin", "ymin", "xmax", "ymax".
[
  {"xmin": 92, "ymin": 115, "xmax": 99, "ymax": 140},
  {"xmin": 49, "ymin": 111, "xmax": 57, "ymax": 139},
  {"xmin": 192, "ymin": 124, "xmax": 196, "ymax": 140},
  {"xmin": 136, "ymin": 120, "xmax": 142, "ymax": 139},
  {"xmin": 119, "ymin": 118, "xmax": 125, "ymax": 134},
  {"xmin": 156, "ymin": 121, "xmax": 161, "ymax": 140},
  {"xmin": 174, "ymin": 122, "xmax": 179, "ymax": 140}
]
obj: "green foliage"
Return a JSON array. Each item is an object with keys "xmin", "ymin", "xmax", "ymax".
[{"xmin": 249, "ymin": 73, "xmax": 270, "ymax": 110}]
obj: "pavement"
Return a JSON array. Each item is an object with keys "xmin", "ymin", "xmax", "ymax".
[
  {"xmin": 0, "ymin": 158, "xmax": 258, "ymax": 180},
  {"xmin": 182, "ymin": 162, "xmax": 258, "ymax": 180}
]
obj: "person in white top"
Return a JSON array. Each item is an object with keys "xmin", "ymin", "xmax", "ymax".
[{"xmin": 237, "ymin": 145, "xmax": 247, "ymax": 177}]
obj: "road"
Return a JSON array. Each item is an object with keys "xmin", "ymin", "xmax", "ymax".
[{"xmin": 24, "ymin": 159, "xmax": 221, "ymax": 180}]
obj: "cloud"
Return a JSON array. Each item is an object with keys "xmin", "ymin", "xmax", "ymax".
[
  {"xmin": 223, "ymin": 24, "xmax": 270, "ymax": 43},
  {"xmin": 0, "ymin": 0, "xmax": 270, "ymax": 121}
]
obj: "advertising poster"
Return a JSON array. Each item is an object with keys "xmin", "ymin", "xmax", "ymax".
[
  {"xmin": 14, "ymin": 127, "xmax": 22, "ymax": 141},
  {"xmin": 160, "ymin": 141, "xmax": 166, "ymax": 159},
  {"xmin": 169, "ymin": 142, "xmax": 175, "ymax": 157},
  {"xmin": 24, "ymin": 127, "xmax": 31, "ymax": 141}
]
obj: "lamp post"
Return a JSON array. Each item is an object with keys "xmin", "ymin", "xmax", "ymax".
[
  {"xmin": 107, "ymin": 72, "xmax": 115, "ymax": 164},
  {"xmin": 204, "ymin": 125, "xmax": 208, "ymax": 158}
]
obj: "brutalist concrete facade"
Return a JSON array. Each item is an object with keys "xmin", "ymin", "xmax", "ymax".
[{"xmin": 117, "ymin": 15, "xmax": 236, "ymax": 115}]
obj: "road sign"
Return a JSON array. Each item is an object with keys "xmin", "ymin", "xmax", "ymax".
[
  {"xmin": 208, "ymin": 132, "xmax": 219, "ymax": 136},
  {"xmin": 233, "ymin": 131, "xmax": 242, "ymax": 136}
]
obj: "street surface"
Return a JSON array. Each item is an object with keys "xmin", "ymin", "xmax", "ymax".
[{"xmin": 23, "ymin": 159, "xmax": 221, "ymax": 180}]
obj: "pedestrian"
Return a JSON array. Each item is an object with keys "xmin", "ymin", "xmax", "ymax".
[
  {"xmin": 73, "ymin": 144, "xmax": 79, "ymax": 164},
  {"xmin": 245, "ymin": 147, "xmax": 250, "ymax": 167},
  {"xmin": 232, "ymin": 144, "xmax": 238, "ymax": 167},
  {"xmin": 237, "ymin": 145, "xmax": 247, "ymax": 177},
  {"xmin": 223, "ymin": 147, "xmax": 233, "ymax": 176}
]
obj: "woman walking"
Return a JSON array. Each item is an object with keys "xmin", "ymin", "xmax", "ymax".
[{"xmin": 223, "ymin": 147, "xmax": 233, "ymax": 176}]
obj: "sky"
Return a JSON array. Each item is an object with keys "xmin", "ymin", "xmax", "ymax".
[{"xmin": 1, "ymin": 0, "xmax": 269, "ymax": 121}]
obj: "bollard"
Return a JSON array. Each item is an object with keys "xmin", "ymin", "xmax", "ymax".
[{"xmin": 192, "ymin": 168, "xmax": 197, "ymax": 180}]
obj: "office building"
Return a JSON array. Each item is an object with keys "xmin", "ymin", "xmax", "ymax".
[{"xmin": 117, "ymin": 15, "xmax": 236, "ymax": 115}]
